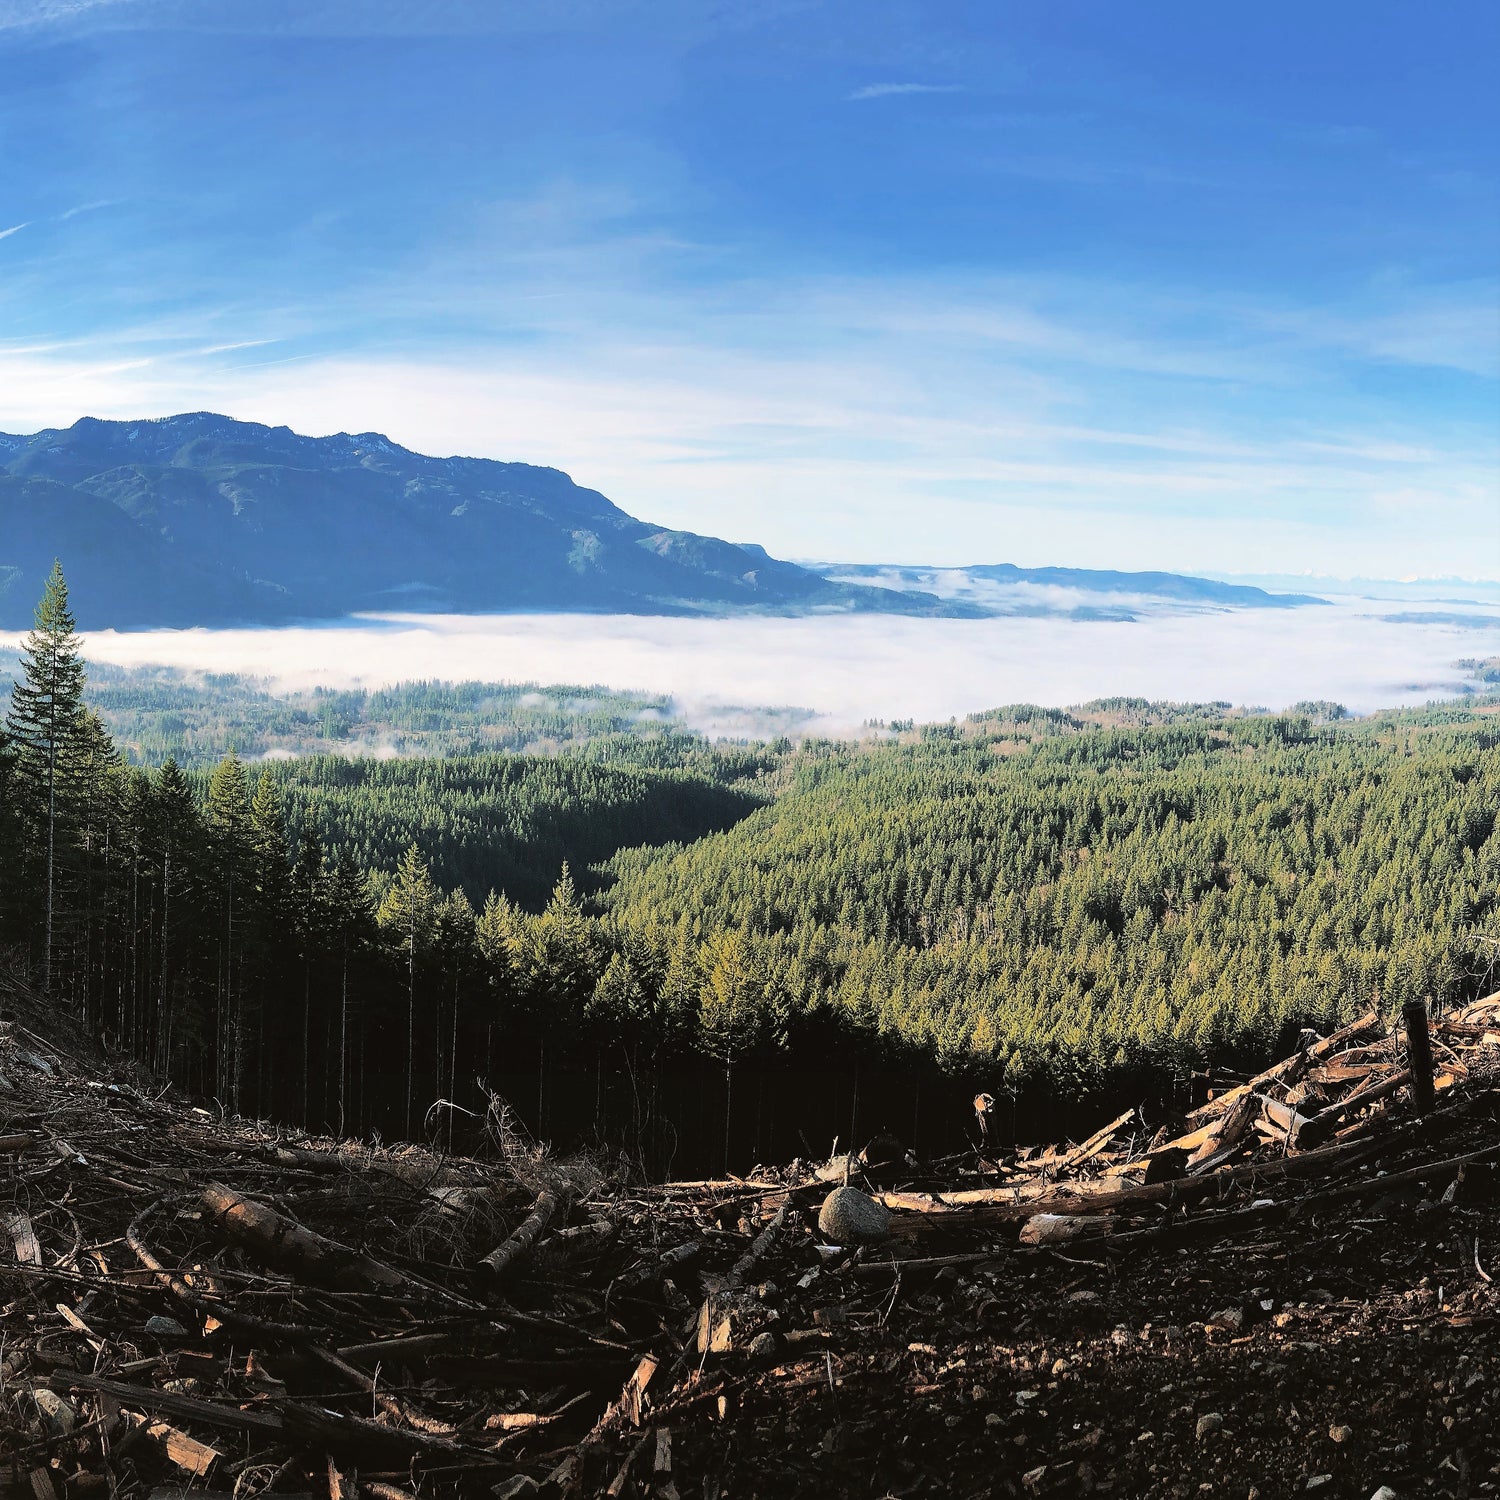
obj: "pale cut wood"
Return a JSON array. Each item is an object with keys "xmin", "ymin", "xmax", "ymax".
[
  {"xmin": 1044, "ymin": 1108, "xmax": 1135, "ymax": 1172},
  {"xmin": 884, "ymin": 1127, "xmax": 1402, "ymax": 1238},
  {"xmin": 144, "ymin": 1418, "xmax": 222, "ymax": 1478},
  {"xmin": 1188, "ymin": 1089, "xmax": 1258, "ymax": 1171},
  {"xmin": 1018, "ymin": 1212, "xmax": 1113, "ymax": 1246},
  {"xmin": 1184, "ymin": 1009, "xmax": 1380, "ymax": 1126},
  {"xmin": 4, "ymin": 1209, "xmax": 42, "ymax": 1265}
]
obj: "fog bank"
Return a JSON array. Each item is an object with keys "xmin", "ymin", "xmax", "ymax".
[{"xmin": 6, "ymin": 599, "xmax": 1497, "ymax": 735}]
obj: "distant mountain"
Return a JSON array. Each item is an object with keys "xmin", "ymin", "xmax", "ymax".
[
  {"xmin": 821, "ymin": 562, "xmax": 1324, "ymax": 618},
  {"xmin": 0, "ymin": 414, "xmax": 956, "ymax": 628}
]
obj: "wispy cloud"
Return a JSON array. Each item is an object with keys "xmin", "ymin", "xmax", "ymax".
[
  {"xmin": 0, "ymin": 0, "xmax": 132, "ymax": 28},
  {"xmin": 57, "ymin": 199, "xmax": 119, "ymax": 220},
  {"xmin": 847, "ymin": 82, "xmax": 963, "ymax": 102},
  {"xmin": 0, "ymin": 222, "xmax": 30, "ymax": 241},
  {"xmin": 196, "ymin": 338, "xmax": 279, "ymax": 355}
]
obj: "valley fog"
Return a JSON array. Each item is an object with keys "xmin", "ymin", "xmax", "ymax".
[{"xmin": 7, "ymin": 596, "xmax": 1497, "ymax": 733}]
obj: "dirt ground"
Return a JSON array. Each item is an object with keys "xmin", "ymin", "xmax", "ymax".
[
  {"xmin": 3, "ymin": 988, "xmax": 1498, "ymax": 1500},
  {"xmin": 625, "ymin": 1149, "xmax": 1500, "ymax": 1499}
]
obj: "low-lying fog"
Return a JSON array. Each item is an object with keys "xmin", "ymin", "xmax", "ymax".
[{"xmin": 7, "ymin": 597, "xmax": 1498, "ymax": 736}]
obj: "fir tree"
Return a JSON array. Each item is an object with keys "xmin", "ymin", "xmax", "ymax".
[
  {"xmin": 5, "ymin": 561, "xmax": 86, "ymax": 992},
  {"xmin": 378, "ymin": 842, "xmax": 439, "ymax": 1139}
]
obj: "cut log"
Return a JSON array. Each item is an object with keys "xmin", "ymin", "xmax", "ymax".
[
  {"xmin": 1017, "ymin": 1213, "xmax": 1114, "ymax": 1246},
  {"xmin": 481, "ymin": 1189, "xmax": 560, "ymax": 1279},
  {"xmin": 1258, "ymin": 1095, "xmax": 1318, "ymax": 1147},
  {"xmin": 1187, "ymin": 1090, "xmax": 1259, "ymax": 1173},
  {"xmin": 4, "ymin": 1209, "xmax": 42, "ymax": 1265},
  {"xmin": 1045, "ymin": 1109, "xmax": 1135, "ymax": 1173},
  {"xmin": 1184, "ymin": 1010, "xmax": 1380, "ymax": 1126},
  {"xmin": 199, "ymin": 1184, "xmax": 405, "ymax": 1292},
  {"xmin": 884, "ymin": 1126, "xmax": 1419, "ymax": 1238},
  {"xmin": 1295, "ymin": 1070, "xmax": 1411, "ymax": 1147}
]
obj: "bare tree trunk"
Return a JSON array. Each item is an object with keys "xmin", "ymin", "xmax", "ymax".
[
  {"xmin": 302, "ymin": 960, "xmax": 311, "ymax": 1126},
  {"xmin": 448, "ymin": 978, "xmax": 459, "ymax": 1154},
  {"xmin": 723, "ymin": 1054, "xmax": 734, "ymax": 1174},
  {"xmin": 338, "ymin": 938, "xmax": 349, "ymax": 1137},
  {"xmin": 405, "ymin": 925, "xmax": 415, "ymax": 1140},
  {"xmin": 43, "ymin": 735, "xmax": 56, "ymax": 993}
]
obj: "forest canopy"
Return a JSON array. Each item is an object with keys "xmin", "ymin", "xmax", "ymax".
[{"xmin": 3, "ymin": 566, "xmax": 1496, "ymax": 1169}]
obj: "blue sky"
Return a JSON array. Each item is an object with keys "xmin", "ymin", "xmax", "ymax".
[{"xmin": 1, "ymin": 0, "xmax": 1496, "ymax": 577}]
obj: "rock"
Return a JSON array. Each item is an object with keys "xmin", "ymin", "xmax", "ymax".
[
  {"xmin": 1369, "ymin": 1489, "xmax": 1399, "ymax": 1500},
  {"xmin": 818, "ymin": 1186, "xmax": 890, "ymax": 1244},
  {"xmin": 1208, "ymin": 1306, "xmax": 1245, "ymax": 1332},
  {"xmin": 31, "ymin": 1388, "xmax": 76, "ymax": 1434},
  {"xmin": 145, "ymin": 1315, "xmax": 189, "ymax": 1338},
  {"xmin": 746, "ymin": 1331, "xmax": 778, "ymax": 1359},
  {"xmin": 1329, "ymin": 1423, "xmax": 1353, "ymax": 1443},
  {"xmin": 1305, "ymin": 1479, "xmax": 1332, "ymax": 1492},
  {"xmin": 696, "ymin": 1290, "xmax": 770, "ymax": 1354},
  {"xmin": 1195, "ymin": 1412, "xmax": 1223, "ymax": 1441},
  {"xmin": 813, "ymin": 1304, "xmax": 848, "ymax": 1329}
]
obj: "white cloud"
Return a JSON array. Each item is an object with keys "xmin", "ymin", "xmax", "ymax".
[
  {"xmin": 847, "ymin": 82, "xmax": 963, "ymax": 101},
  {"xmin": 0, "ymin": 222, "xmax": 30, "ymax": 240},
  {"xmin": 0, "ymin": 239, "xmax": 1494, "ymax": 580}
]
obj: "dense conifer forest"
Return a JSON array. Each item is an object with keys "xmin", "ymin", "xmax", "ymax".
[{"xmin": 3, "ymin": 566, "xmax": 1497, "ymax": 1172}]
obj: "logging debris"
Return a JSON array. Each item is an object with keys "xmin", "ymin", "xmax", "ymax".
[{"xmin": 4, "ymin": 994, "xmax": 1500, "ymax": 1498}]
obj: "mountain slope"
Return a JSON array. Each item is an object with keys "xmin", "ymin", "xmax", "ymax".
[
  {"xmin": 823, "ymin": 561, "xmax": 1324, "ymax": 616},
  {"xmin": 0, "ymin": 414, "xmax": 952, "ymax": 627}
]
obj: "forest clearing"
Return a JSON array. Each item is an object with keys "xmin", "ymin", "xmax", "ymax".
[{"xmin": 5, "ymin": 967, "xmax": 1499, "ymax": 1500}]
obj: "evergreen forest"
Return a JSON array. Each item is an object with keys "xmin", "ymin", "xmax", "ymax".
[{"xmin": 3, "ymin": 565, "xmax": 1497, "ymax": 1174}]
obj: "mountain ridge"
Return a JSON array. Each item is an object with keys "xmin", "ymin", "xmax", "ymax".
[
  {"xmin": 1, "ymin": 413, "xmax": 1320, "ymax": 628},
  {"xmin": 1, "ymin": 412, "xmax": 959, "ymax": 627}
]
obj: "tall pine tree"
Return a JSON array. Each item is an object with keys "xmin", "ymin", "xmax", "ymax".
[
  {"xmin": 5, "ymin": 561, "xmax": 86, "ymax": 993},
  {"xmin": 379, "ymin": 843, "xmax": 439, "ymax": 1138}
]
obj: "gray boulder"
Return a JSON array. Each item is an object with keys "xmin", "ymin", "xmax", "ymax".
[{"xmin": 818, "ymin": 1186, "xmax": 890, "ymax": 1244}]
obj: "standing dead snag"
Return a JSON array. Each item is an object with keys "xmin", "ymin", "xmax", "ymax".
[
  {"xmin": 1404, "ymin": 999, "xmax": 1436, "ymax": 1115},
  {"xmin": 973, "ymin": 1092, "xmax": 995, "ymax": 1148},
  {"xmin": 199, "ymin": 1183, "xmax": 406, "ymax": 1292}
]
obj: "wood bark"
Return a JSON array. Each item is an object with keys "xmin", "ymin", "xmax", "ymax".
[
  {"xmin": 199, "ymin": 1183, "xmax": 405, "ymax": 1292},
  {"xmin": 480, "ymin": 1188, "xmax": 560, "ymax": 1278}
]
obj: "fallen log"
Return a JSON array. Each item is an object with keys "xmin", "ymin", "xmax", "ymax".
[
  {"xmin": 1044, "ymin": 1109, "xmax": 1135, "ymax": 1173},
  {"xmin": 1017, "ymin": 1212, "xmax": 1115, "ymax": 1246},
  {"xmin": 48, "ymin": 1369, "xmax": 286, "ymax": 1438},
  {"xmin": 199, "ymin": 1183, "xmax": 406, "ymax": 1292},
  {"xmin": 481, "ymin": 1189, "xmax": 560, "ymax": 1279},
  {"xmin": 1187, "ymin": 1090, "xmax": 1259, "ymax": 1173},
  {"xmin": 883, "ymin": 1117, "xmax": 1443, "ymax": 1238},
  {"xmin": 1296, "ymin": 1070, "xmax": 1412, "ymax": 1146},
  {"xmin": 1184, "ymin": 1010, "xmax": 1380, "ymax": 1125}
]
